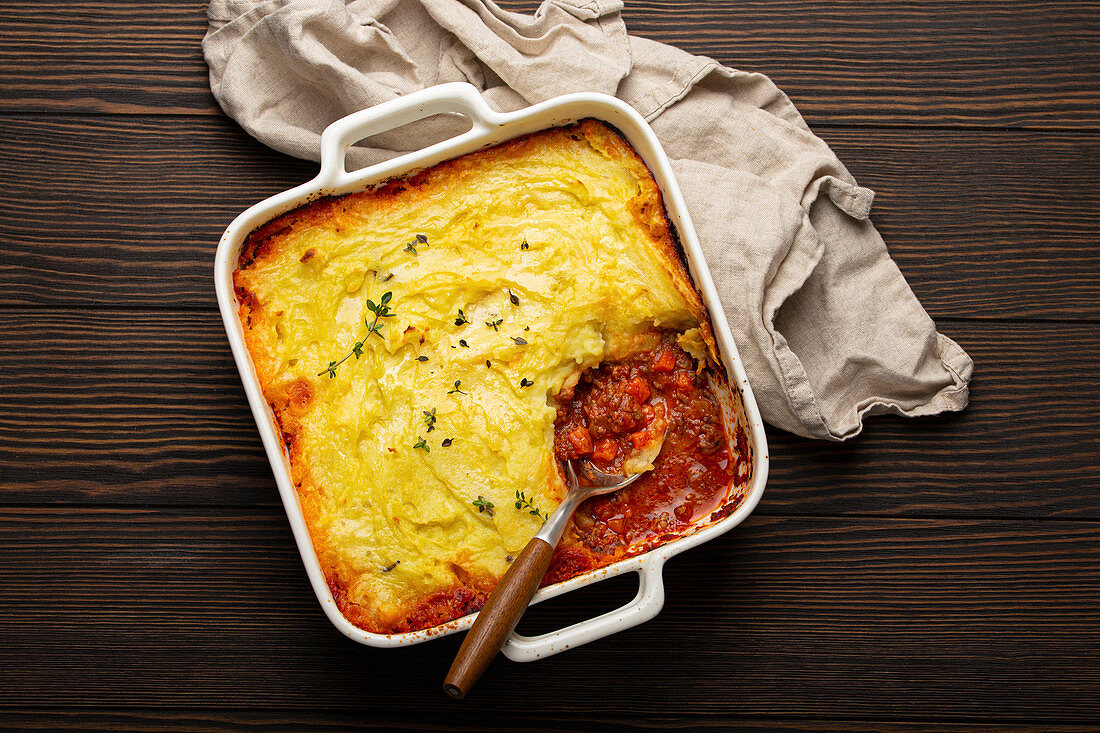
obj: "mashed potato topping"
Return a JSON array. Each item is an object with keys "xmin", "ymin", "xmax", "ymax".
[{"xmin": 234, "ymin": 120, "xmax": 715, "ymax": 633}]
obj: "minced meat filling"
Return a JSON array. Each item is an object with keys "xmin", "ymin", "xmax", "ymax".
[{"xmin": 553, "ymin": 333, "xmax": 734, "ymax": 554}]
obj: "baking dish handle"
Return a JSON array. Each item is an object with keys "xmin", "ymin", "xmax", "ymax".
[
  {"xmin": 318, "ymin": 83, "xmax": 500, "ymax": 188},
  {"xmin": 500, "ymin": 560, "xmax": 667, "ymax": 662}
]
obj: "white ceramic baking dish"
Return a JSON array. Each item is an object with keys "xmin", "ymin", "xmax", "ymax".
[{"xmin": 214, "ymin": 82, "xmax": 769, "ymax": 661}]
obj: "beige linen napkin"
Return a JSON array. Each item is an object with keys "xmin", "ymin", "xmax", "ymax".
[{"xmin": 203, "ymin": 0, "xmax": 973, "ymax": 440}]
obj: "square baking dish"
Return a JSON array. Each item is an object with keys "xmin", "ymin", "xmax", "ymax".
[{"xmin": 214, "ymin": 82, "xmax": 769, "ymax": 660}]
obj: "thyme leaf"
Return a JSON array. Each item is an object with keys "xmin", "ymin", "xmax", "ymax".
[
  {"xmin": 365, "ymin": 293, "xmax": 396, "ymax": 339},
  {"xmin": 520, "ymin": 377, "xmax": 534, "ymax": 388},
  {"xmin": 382, "ymin": 560, "xmax": 401, "ymax": 572},
  {"xmin": 520, "ymin": 239, "xmax": 529, "ymax": 251},
  {"xmin": 448, "ymin": 380, "xmax": 467, "ymax": 395},
  {"xmin": 473, "ymin": 496, "xmax": 495, "ymax": 517},
  {"xmin": 511, "ymin": 336, "xmax": 527, "ymax": 346},
  {"xmin": 441, "ymin": 438, "xmax": 453, "ymax": 448},
  {"xmin": 403, "ymin": 234, "xmax": 428, "ymax": 255},
  {"xmin": 508, "ymin": 290, "xmax": 520, "ymax": 306}
]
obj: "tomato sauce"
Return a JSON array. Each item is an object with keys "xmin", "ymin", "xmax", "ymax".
[{"xmin": 551, "ymin": 333, "xmax": 737, "ymax": 562}]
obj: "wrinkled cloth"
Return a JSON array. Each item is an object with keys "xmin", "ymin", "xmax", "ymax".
[{"xmin": 203, "ymin": 0, "xmax": 973, "ymax": 440}]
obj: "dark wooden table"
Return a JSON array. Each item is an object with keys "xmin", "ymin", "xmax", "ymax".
[{"xmin": 2, "ymin": 2, "xmax": 1098, "ymax": 730}]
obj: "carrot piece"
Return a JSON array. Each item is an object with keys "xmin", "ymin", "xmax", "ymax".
[
  {"xmin": 624, "ymin": 376, "xmax": 651, "ymax": 403},
  {"xmin": 674, "ymin": 371, "xmax": 694, "ymax": 392},
  {"xmin": 568, "ymin": 426, "xmax": 594, "ymax": 454},
  {"xmin": 652, "ymin": 350, "xmax": 676, "ymax": 373},
  {"xmin": 591, "ymin": 439, "xmax": 619, "ymax": 462}
]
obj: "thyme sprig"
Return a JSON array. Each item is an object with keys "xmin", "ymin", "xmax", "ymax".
[
  {"xmin": 318, "ymin": 291, "xmax": 394, "ymax": 377},
  {"xmin": 515, "ymin": 490, "xmax": 549, "ymax": 522},
  {"xmin": 485, "ymin": 317, "xmax": 503, "ymax": 331},
  {"xmin": 413, "ymin": 436, "xmax": 430, "ymax": 452},
  {"xmin": 422, "ymin": 408, "xmax": 437, "ymax": 433},
  {"xmin": 473, "ymin": 496, "xmax": 495, "ymax": 517},
  {"xmin": 454, "ymin": 308, "xmax": 470, "ymax": 326},
  {"xmin": 448, "ymin": 380, "xmax": 467, "ymax": 395},
  {"xmin": 520, "ymin": 239, "xmax": 529, "ymax": 251}
]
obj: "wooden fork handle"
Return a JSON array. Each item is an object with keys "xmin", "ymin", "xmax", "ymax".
[{"xmin": 444, "ymin": 537, "xmax": 555, "ymax": 699}]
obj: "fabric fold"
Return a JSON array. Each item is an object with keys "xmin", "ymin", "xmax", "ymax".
[{"xmin": 203, "ymin": 0, "xmax": 973, "ymax": 440}]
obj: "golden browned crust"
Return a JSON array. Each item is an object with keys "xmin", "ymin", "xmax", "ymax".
[
  {"xmin": 238, "ymin": 121, "xmax": 712, "ymax": 344},
  {"xmin": 568, "ymin": 120, "xmax": 721, "ymax": 370}
]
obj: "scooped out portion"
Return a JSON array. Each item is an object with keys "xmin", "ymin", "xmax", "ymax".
[{"xmin": 551, "ymin": 331, "xmax": 740, "ymax": 562}]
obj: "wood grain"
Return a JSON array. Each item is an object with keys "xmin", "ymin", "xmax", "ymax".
[
  {"xmin": 0, "ymin": 116, "xmax": 1097, "ymax": 318},
  {"xmin": 0, "ymin": 507, "xmax": 1096, "ymax": 721},
  {"xmin": 0, "ymin": 2, "xmax": 213, "ymax": 115},
  {"xmin": 820, "ymin": 127, "xmax": 1100, "ymax": 320},
  {"xmin": 1, "ymin": 710, "xmax": 1098, "ymax": 732},
  {"xmin": 0, "ymin": 115, "xmax": 313, "ymax": 308},
  {"xmin": 1, "ymin": 0, "xmax": 1097, "ymax": 728},
  {"xmin": 1, "ymin": 310, "xmax": 1095, "ymax": 519},
  {"xmin": 0, "ymin": 309, "xmax": 269, "ymax": 505},
  {"xmin": 620, "ymin": 0, "xmax": 1100, "ymax": 129},
  {"xmin": 2, "ymin": 1, "xmax": 1097, "ymax": 129}
]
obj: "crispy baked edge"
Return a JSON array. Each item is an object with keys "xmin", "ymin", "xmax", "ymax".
[{"xmin": 233, "ymin": 119, "xmax": 737, "ymax": 634}]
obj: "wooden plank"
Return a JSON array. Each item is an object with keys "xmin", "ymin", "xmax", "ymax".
[
  {"xmin": 0, "ymin": 115, "xmax": 314, "ymax": 308},
  {"xmin": 0, "ymin": 116, "xmax": 1097, "ymax": 319},
  {"xmin": 0, "ymin": 508, "xmax": 1097, "ymax": 721},
  {"xmin": 1, "ymin": 1, "xmax": 1096, "ymax": 129},
  {"xmin": 819, "ymin": 127, "xmax": 1100, "ymax": 320},
  {"xmin": 0, "ymin": 2, "xmax": 214, "ymax": 115},
  {"xmin": 620, "ymin": 0, "xmax": 1100, "ymax": 130},
  {"xmin": 0, "ymin": 709, "xmax": 1097, "ymax": 732},
  {"xmin": 764, "ymin": 317, "xmax": 1100, "ymax": 518},
  {"xmin": 0, "ymin": 309, "xmax": 271, "ymax": 505},
  {"xmin": 0, "ymin": 311, "xmax": 1096, "ymax": 519}
]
